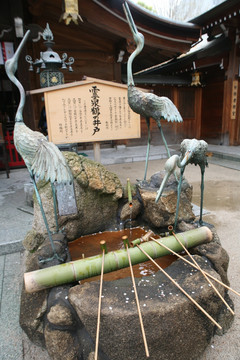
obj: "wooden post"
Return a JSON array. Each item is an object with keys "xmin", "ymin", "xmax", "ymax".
[{"xmin": 93, "ymin": 142, "xmax": 101, "ymax": 163}]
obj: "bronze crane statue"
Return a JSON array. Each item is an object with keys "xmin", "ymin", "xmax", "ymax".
[
  {"xmin": 123, "ymin": 2, "xmax": 183, "ymax": 180},
  {"xmin": 5, "ymin": 30, "xmax": 73, "ymax": 263},
  {"xmin": 155, "ymin": 138, "xmax": 208, "ymax": 230}
]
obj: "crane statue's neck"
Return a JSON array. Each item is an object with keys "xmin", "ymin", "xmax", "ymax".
[
  {"xmin": 9, "ymin": 73, "xmax": 25, "ymax": 123},
  {"xmin": 127, "ymin": 41, "xmax": 144, "ymax": 87},
  {"xmin": 127, "ymin": 52, "xmax": 135, "ymax": 86}
]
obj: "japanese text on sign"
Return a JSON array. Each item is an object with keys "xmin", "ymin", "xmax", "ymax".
[
  {"xmin": 89, "ymin": 85, "xmax": 101, "ymax": 135},
  {"xmin": 44, "ymin": 80, "xmax": 141, "ymax": 144}
]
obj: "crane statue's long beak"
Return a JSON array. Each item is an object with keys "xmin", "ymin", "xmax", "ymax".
[
  {"xmin": 5, "ymin": 30, "xmax": 31, "ymax": 76},
  {"xmin": 123, "ymin": 2, "xmax": 138, "ymax": 37},
  {"xmin": 155, "ymin": 171, "xmax": 171, "ymax": 203},
  {"xmin": 155, "ymin": 154, "xmax": 180, "ymax": 203},
  {"xmin": 181, "ymin": 150, "xmax": 193, "ymax": 167}
]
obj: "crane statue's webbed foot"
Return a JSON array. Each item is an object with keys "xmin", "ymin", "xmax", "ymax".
[
  {"xmin": 38, "ymin": 252, "xmax": 65, "ymax": 264},
  {"xmin": 38, "ymin": 231, "xmax": 68, "ymax": 266}
]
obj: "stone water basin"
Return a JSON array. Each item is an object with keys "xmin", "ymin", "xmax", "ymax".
[
  {"xmin": 20, "ymin": 226, "xmax": 233, "ymax": 360},
  {"xmin": 67, "ymin": 227, "xmax": 233, "ymax": 360},
  {"xmin": 68, "ymin": 227, "xmax": 178, "ymax": 282}
]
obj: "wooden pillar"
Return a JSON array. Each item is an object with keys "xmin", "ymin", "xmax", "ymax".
[
  {"xmin": 222, "ymin": 29, "xmax": 240, "ymax": 145},
  {"xmin": 195, "ymin": 87, "xmax": 202, "ymax": 139}
]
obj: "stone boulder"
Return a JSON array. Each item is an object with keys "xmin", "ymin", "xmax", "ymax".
[
  {"xmin": 119, "ymin": 199, "xmax": 142, "ymax": 222},
  {"xmin": 138, "ymin": 172, "xmax": 195, "ymax": 228},
  {"xmin": 32, "ymin": 153, "xmax": 123, "ymax": 240},
  {"xmin": 20, "ymin": 224, "xmax": 234, "ymax": 360},
  {"xmin": 68, "ymin": 254, "xmax": 232, "ymax": 360},
  {"xmin": 44, "ymin": 287, "xmax": 80, "ymax": 360}
]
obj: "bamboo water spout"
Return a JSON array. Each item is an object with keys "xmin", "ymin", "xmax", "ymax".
[
  {"xmin": 127, "ymin": 178, "xmax": 132, "ymax": 206},
  {"xmin": 24, "ymin": 226, "xmax": 212, "ymax": 293}
]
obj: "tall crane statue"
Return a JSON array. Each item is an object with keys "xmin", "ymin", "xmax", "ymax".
[
  {"xmin": 155, "ymin": 138, "xmax": 208, "ymax": 230},
  {"xmin": 5, "ymin": 30, "xmax": 73, "ymax": 263},
  {"xmin": 123, "ymin": 2, "xmax": 183, "ymax": 180}
]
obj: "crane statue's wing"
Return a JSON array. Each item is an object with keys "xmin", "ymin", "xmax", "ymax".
[
  {"xmin": 31, "ymin": 138, "xmax": 73, "ymax": 184},
  {"xmin": 150, "ymin": 94, "xmax": 183, "ymax": 123}
]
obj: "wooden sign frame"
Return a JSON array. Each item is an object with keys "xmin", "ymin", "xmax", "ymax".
[{"xmin": 29, "ymin": 77, "xmax": 141, "ymax": 144}]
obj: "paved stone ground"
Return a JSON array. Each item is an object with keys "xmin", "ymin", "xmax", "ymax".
[
  {"xmin": 0, "ymin": 252, "xmax": 51, "ymax": 360},
  {"xmin": 0, "ymin": 144, "xmax": 240, "ymax": 360},
  {"xmin": 0, "ymin": 252, "xmax": 23, "ymax": 360}
]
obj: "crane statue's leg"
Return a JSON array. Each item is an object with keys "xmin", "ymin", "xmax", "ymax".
[
  {"xmin": 199, "ymin": 167, "xmax": 205, "ymax": 226},
  {"xmin": 144, "ymin": 117, "xmax": 151, "ymax": 181},
  {"xmin": 50, "ymin": 182, "xmax": 59, "ymax": 233},
  {"xmin": 174, "ymin": 167, "xmax": 185, "ymax": 231},
  {"xmin": 156, "ymin": 120, "xmax": 171, "ymax": 158},
  {"xmin": 156, "ymin": 120, "xmax": 179, "ymax": 182},
  {"xmin": 30, "ymin": 173, "xmax": 64, "ymax": 263}
]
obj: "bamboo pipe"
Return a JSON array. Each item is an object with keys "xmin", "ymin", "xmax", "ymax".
[
  {"xmin": 136, "ymin": 244, "xmax": 222, "ymax": 330},
  {"xmin": 95, "ymin": 241, "xmax": 106, "ymax": 360},
  {"xmin": 123, "ymin": 237, "xmax": 149, "ymax": 358},
  {"xmin": 24, "ymin": 226, "xmax": 212, "ymax": 293},
  {"xmin": 122, "ymin": 235, "xmax": 130, "ymax": 249},
  {"xmin": 127, "ymin": 178, "xmax": 132, "ymax": 206},
  {"xmin": 172, "ymin": 231, "xmax": 234, "ymax": 315},
  {"xmin": 131, "ymin": 230, "xmax": 154, "ymax": 247},
  {"xmin": 151, "ymin": 237, "xmax": 240, "ymax": 299}
]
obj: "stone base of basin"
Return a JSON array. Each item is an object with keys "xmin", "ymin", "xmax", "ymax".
[
  {"xmin": 68, "ymin": 255, "xmax": 230, "ymax": 360},
  {"xmin": 20, "ymin": 226, "xmax": 234, "ymax": 360}
]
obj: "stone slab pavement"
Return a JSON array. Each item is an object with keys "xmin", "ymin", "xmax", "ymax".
[{"xmin": 0, "ymin": 143, "xmax": 240, "ymax": 359}]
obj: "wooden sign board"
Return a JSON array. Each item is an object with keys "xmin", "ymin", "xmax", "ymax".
[{"xmin": 42, "ymin": 77, "xmax": 141, "ymax": 144}]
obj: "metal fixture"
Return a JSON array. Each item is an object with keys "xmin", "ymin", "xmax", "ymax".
[
  {"xmin": 25, "ymin": 23, "xmax": 74, "ymax": 88},
  {"xmin": 191, "ymin": 61, "xmax": 201, "ymax": 86},
  {"xmin": 191, "ymin": 71, "xmax": 201, "ymax": 86}
]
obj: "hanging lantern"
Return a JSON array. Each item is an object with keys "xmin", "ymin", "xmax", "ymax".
[
  {"xmin": 25, "ymin": 23, "xmax": 74, "ymax": 88},
  {"xmin": 60, "ymin": 0, "xmax": 83, "ymax": 25},
  {"xmin": 191, "ymin": 71, "xmax": 201, "ymax": 86}
]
